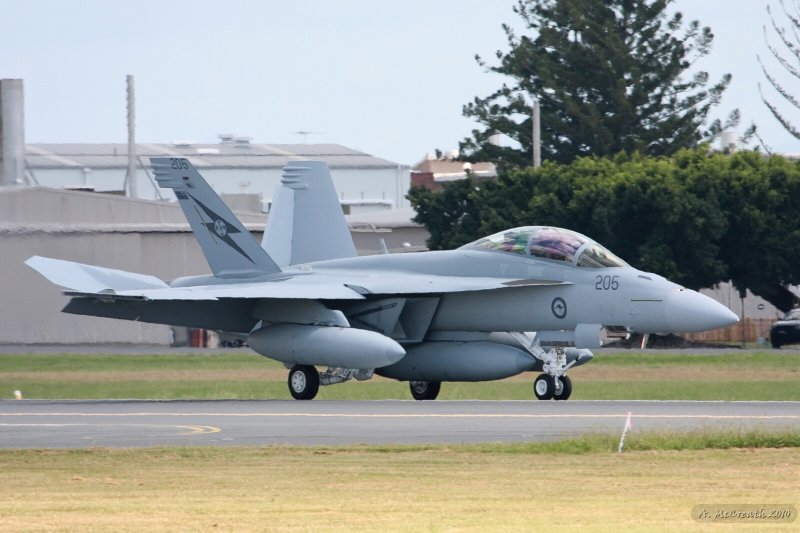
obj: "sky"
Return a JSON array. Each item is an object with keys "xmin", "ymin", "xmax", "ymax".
[{"xmin": 1, "ymin": 0, "xmax": 797, "ymax": 166}]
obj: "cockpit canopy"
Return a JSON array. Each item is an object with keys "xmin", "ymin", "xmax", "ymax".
[{"xmin": 459, "ymin": 226, "xmax": 628, "ymax": 268}]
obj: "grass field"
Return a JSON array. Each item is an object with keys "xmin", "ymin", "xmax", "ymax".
[
  {"xmin": 1, "ymin": 434, "xmax": 798, "ymax": 532},
  {"xmin": 2, "ymin": 351, "xmax": 799, "ymax": 531},
  {"xmin": 1, "ymin": 350, "xmax": 799, "ymax": 401}
]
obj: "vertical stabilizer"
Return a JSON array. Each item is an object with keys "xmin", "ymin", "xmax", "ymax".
[
  {"xmin": 151, "ymin": 157, "xmax": 281, "ymax": 278},
  {"xmin": 262, "ymin": 161, "xmax": 357, "ymax": 266}
]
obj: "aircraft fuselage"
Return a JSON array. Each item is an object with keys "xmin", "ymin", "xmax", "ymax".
[{"xmin": 310, "ymin": 249, "xmax": 735, "ymax": 336}]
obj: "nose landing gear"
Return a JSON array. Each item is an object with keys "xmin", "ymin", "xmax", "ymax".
[
  {"xmin": 534, "ymin": 374, "xmax": 572, "ymax": 400},
  {"xmin": 508, "ymin": 333, "xmax": 592, "ymax": 402}
]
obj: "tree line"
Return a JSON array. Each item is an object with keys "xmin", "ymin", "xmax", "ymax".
[
  {"xmin": 409, "ymin": 147, "xmax": 800, "ymax": 311},
  {"xmin": 409, "ymin": 0, "xmax": 800, "ymax": 310}
]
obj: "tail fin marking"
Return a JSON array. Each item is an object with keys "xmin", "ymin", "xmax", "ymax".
[{"xmin": 151, "ymin": 157, "xmax": 281, "ymax": 278}]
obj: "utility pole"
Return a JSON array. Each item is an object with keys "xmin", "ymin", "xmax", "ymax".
[
  {"xmin": 0, "ymin": 79, "xmax": 25, "ymax": 186},
  {"xmin": 126, "ymin": 74, "xmax": 137, "ymax": 198},
  {"xmin": 532, "ymin": 99, "xmax": 541, "ymax": 168}
]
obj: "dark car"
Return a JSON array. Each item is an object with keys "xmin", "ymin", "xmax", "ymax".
[{"xmin": 770, "ymin": 308, "xmax": 800, "ymax": 348}]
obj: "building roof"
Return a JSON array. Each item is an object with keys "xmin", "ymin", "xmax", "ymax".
[
  {"xmin": 413, "ymin": 158, "xmax": 497, "ymax": 182},
  {"xmin": 0, "ymin": 186, "xmax": 421, "ymax": 233},
  {"xmin": 345, "ymin": 206, "xmax": 421, "ymax": 229},
  {"xmin": 26, "ymin": 143, "xmax": 401, "ymax": 170}
]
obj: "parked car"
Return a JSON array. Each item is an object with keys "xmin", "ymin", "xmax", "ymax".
[{"xmin": 770, "ymin": 308, "xmax": 800, "ymax": 348}]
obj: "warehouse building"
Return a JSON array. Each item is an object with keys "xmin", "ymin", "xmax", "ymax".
[{"xmin": 25, "ymin": 140, "xmax": 410, "ymax": 213}]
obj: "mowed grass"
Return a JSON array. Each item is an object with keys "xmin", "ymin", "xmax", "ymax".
[
  {"xmin": 1, "ymin": 350, "xmax": 799, "ymax": 400},
  {"xmin": 1, "ymin": 434, "xmax": 799, "ymax": 532},
  {"xmin": 2, "ymin": 348, "xmax": 799, "ymax": 532}
]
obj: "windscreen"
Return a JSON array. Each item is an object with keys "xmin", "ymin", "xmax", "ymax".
[
  {"xmin": 465, "ymin": 228, "xmax": 533, "ymax": 255},
  {"xmin": 576, "ymin": 243, "xmax": 627, "ymax": 268},
  {"xmin": 460, "ymin": 226, "xmax": 627, "ymax": 268}
]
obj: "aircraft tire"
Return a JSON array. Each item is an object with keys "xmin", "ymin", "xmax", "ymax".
[
  {"xmin": 533, "ymin": 374, "xmax": 555, "ymax": 400},
  {"xmin": 410, "ymin": 380, "xmax": 441, "ymax": 400},
  {"xmin": 553, "ymin": 375, "xmax": 572, "ymax": 401},
  {"xmin": 288, "ymin": 365, "xmax": 320, "ymax": 400}
]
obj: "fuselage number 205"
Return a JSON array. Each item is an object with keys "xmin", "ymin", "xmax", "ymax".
[{"xmin": 595, "ymin": 275, "xmax": 620, "ymax": 291}]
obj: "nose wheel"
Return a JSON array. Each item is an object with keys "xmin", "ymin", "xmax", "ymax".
[
  {"xmin": 533, "ymin": 374, "xmax": 572, "ymax": 401},
  {"xmin": 553, "ymin": 375, "xmax": 572, "ymax": 400}
]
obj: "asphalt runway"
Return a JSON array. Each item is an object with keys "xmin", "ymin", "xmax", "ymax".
[{"xmin": 1, "ymin": 399, "xmax": 799, "ymax": 448}]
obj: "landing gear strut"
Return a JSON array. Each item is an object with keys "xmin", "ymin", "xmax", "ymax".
[
  {"xmin": 410, "ymin": 380, "xmax": 441, "ymax": 400},
  {"xmin": 532, "ymin": 346, "xmax": 576, "ymax": 401},
  {"xmin": 288, "ymin": 364, "xmax": 320, "ymax": 400},
  {"xmin": 508, "ymin": 333, "xmax": 592, "ymax": 402}
]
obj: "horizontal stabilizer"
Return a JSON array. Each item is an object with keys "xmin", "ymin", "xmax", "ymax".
[{"xmin": 25, "ymin": 256, "xmax": 168, "ymax": 293}]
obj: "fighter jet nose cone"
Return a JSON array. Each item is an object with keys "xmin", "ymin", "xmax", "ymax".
[{"xmin": 665, "ymin": 289, "xmax": 739, "ymax": 333}]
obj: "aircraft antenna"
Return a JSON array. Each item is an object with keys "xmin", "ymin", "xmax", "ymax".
[{"xmin": 292, "ymin": 130, "xmax": 324, "ymax": 143}]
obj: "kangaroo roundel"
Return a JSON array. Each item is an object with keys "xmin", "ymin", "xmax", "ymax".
[{"xmin": 214, "ymin": 219, "xmax": 227, "ymax": 237}]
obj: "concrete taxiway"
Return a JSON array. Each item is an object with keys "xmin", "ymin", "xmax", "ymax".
[{"xmin": 1, "ymin": 400, "xmax": 798, "ymax": 448}]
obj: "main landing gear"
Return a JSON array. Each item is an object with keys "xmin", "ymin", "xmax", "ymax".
[
  {"xmin": 288, "ymin": 364, "xmax": 320, "ymax": 400},
  {"xmin": 287, "ymin": 365, "xmax": 375, "ymax": 400},
  {"xmin": 409, "ymin": 380, "xmax": 441, "ymax": 400}
]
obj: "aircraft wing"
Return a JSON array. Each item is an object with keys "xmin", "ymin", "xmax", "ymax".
[
  {"xmin": 104, "ymin": 278, "xmax": 368, "ymax": 301},
  {"xmin": 28, "ymin": 253, "xmax": 570, "ymax": 304},
  {"xmin": 56, "ymin": 274, "xmax": 568, "ymax": 302},
  {"xmin": 27, "ymin": 260, "xmax": 367, "ymax": 302}
]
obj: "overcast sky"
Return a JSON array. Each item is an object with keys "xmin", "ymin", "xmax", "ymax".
[{"xmin": 2, "ymin": 1, "xmax": 797, "ymax": 165}]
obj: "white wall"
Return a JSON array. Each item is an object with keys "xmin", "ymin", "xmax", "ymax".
[
  {"xmin": 31, "ymin": 166, "xmax": 412, "ymax": 209},
  {"xmin": 2, "ymin": 229, "xmax": 203, "ymax": 344}
]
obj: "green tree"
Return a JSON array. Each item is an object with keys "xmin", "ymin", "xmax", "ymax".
[
  {"xmin": 713, "ymin": 151, "xmax": 800, "ymax": 309},
  {"xmin": 407, "ymin": 178, "xmax": 484, "ymax": 251},
  {"xmin": 759, "ymin": 0, "xmax": 800, "ymax": 141},
  {"xmin": 462, "ymin": 0, "xmax": 735, "ymax": 168},
  {"xmin": 409, "ymin": 148, "xmax": 800, "ymax": 310}
]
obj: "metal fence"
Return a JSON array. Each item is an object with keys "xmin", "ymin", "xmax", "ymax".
[{"xmin": 684, "ymin": 318, "xmax": 774, "ymax": 344}]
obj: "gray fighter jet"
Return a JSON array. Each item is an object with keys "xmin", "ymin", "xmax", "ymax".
[{"xmin": 27, "ymin": 158, "xmax": 739, "ymax": 400}]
